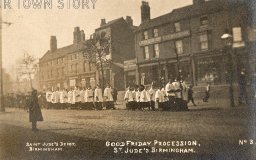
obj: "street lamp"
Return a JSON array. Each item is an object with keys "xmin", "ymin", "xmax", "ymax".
[
  {"xmin": 175, "ymin": 48, "xmax": 183, "ymax": 100},
  {"xmin": 221, "ymin": 29, "xmax": 235, "ymax": 107}
]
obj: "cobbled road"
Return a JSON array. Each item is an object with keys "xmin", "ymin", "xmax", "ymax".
[{"xmin": 0, "ymin": 106, "xmax": 255, "ymax": 160}]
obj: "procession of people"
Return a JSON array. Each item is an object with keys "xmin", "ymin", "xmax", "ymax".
[
  {"xmin": 124, "ymin": 78, "xmax": 189, "ymax": 111},
  {"xmin": 4, "ymin": 72, "xmax": 255, "ymax": 112},
  {"xmin": 44, "ymin": 84, "xmax": 116, "ymax": 110}
]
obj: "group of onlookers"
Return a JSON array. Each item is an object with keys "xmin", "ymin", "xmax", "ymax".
[{"xmin": 45, "ymin": 84, "xmax": 117, "ymax": 110}]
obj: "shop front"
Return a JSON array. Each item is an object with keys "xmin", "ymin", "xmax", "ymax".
[
  {"xmin": 139, "ymin": 64, "xmax": 159, "ymax": 86},
  {"xmin": 195, "ymin": 56, "xmax": 224, "ymax": 85}
]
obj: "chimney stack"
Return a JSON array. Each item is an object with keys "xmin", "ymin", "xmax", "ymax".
[
  {"xmin": 141, "ymin": 1, "xmax": 150, "ymax": 23},
  {"xmin": 81, "ymin": 30, "xmax": 85, "ymax": 41},
  {"xmin": 100, "ymin": 19, "xmax": 106, "ymax": 27},
  {"xmin": 50, "ymin": 36, "xmax": 57, "ymax": 52},
  {"xmin": 73, "ymin": 27, "xmax": 81, "ymax": 44},
  {"xmin": 126, "ymin": 16, "xmax": 133, "ymax": 26}
]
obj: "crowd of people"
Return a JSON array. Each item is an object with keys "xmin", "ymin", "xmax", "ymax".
[
  {"xmin": 124, "ymin": 78, "xmax": 192, "ymax": 111},
  {"xmin": 2, "ymin": 79, "xmax": 203, "ymax": 111},
  {"xmin": 44, "ymin": 84, "xmax": 118, "ymax": 110}
]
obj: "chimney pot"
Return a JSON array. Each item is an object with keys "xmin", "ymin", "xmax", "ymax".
[
  {"xmin": 50, "ymin": 36, "xmax": 57, "ymax": 52},
  {"xmin": 101, "ymin": 19, "xmax": 106, "ymax": 26},
  {"xmin": 126, "ymin": 16, "xmax": 133, "ymax": 26},
  {"xmin": 73, "ymin": 26, "xmax": 81, "ymax": 44},
  {"xmin": 81, "ymin": 30, "xmax": 85, "ymax": 41}
]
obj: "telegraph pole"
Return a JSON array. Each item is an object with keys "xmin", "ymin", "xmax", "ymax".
[{"xmin": 0, "ymin": 8, "xmax": 5, "ymax": 112}]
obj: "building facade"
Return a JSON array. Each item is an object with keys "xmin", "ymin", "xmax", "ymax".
[
  {"xmin": 94, "ymin": 17, "xmax": 136, "ymax": 90},
  {"xmin": 135, "ymin": 0, "xmax": 255, "ymax": 87},
  {"xmin": 39, "ymin": 27, "xmax": 97, "ymax": 91}
]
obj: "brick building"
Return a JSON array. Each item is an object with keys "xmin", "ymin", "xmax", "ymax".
[
  {"xmin": 134, "ymin": 0, "xmax": 255, "ymax": 87},
  {"xmin": 39, "ymin": 27, "xmax": 97, "ymax": 91},
  {"xmin": 94, "ymin": 17, "xmax": 137, "ymax": 90}
]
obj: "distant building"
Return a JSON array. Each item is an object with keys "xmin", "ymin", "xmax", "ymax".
[
  {"xmin": 134, "ymin": 0, "xmax": 255, "ymax": 86},
  {"xmin": 94, "ymin": 17, "xmax": 137, "ymax": 90},
  {"xmin": 39, "ymin": 27, "xmax": 97, "ymax": 91}
]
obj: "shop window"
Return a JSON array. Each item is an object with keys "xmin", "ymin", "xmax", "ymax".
[
  {"xmin": 153, "ymin": 28, "xmax": 159, "ymax": 37},
  {"xmin": 153, "ymin": 44, "xmax": 160, "ymax": 58},
  {"xmin": 197, "ymin": 58, "xmax": 221, "ymax": 84},
  {"xmin": 200, "ymin": 33, "xmax": 208, "ymax": 50},
  {"xmin": 175, "ymin": 40, "xmax": 183, "ymax": 54},
  {"xmin": 143, "ymin": 31, "xmax": 148, "ymax": 40},
  {"xmin": 140, "ymin": 66, "xmax": 159, "ymax": 85},
  {"xmin": 174, "ymin": 22, "xmax": 181, "ymax": 32},
  {"xmin": 144, "ymin": 46, "xmax": 149, "ymax": 60}
]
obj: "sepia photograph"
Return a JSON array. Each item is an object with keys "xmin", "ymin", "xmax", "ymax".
[{"xmin": 0, "ymin": 0, "xmax": 256, "ymax": 159}]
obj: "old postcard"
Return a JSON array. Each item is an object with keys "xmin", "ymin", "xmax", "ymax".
[{"xmin": 0, "ymin": 0, "xmax": 256, "ymax": 159}]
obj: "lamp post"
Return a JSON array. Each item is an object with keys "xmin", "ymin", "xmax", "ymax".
[
  {"xmin": 221, "ymin": 29, "xmax": 235, "ymax": 107},
  {"xmin": 175, "ymin": 48, "xmax": 183, "ymax": 100}
]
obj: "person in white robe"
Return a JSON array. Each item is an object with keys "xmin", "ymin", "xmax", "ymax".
[
  {"xmin": 63, "ymin": 89, "xmax": 68, "ymax": 109},
  {"xmin": 55, "ymin": 88, "xmax": 61, "ymax": 109},
  {"xmin": 94, "ymin": 85, "xmax": 103, "ymax": 110},
  {"xmin": 46, "ymin": 89, "xmax": 52, "ymax": 109},
  {"xmin": 165, "ymin": 79, "xmax": 176, "ymax": 110},
  {"xmin": 148, "ymin": 85, "xmax": 156, "ymax": 110},
  {"xmin": 51, "ymin": 89, "xmax": 57, "ymax": 109},
  {"xmin": 79, "ymin": 88, "xmax": 86, "ymax": 109},
  {"xmin": 72, "ymin": 87, "xmax": 81, "ymax": 109},
  {"xmin": 124, "ymin": 87, "xmax": 135, "ymax": 110},
  {"xmin": 139, "ymin": 85, "xmax": 150, "ymax": 110},
  {"xmin": 84, "ymin": 86, "xmax": 94, "ymax": 110},
  {"xmin": 59, "ymin": 89, "xmax": 64, "ymax": 109},
  {"xmin": 68, "ymin": 88, "xmax": 74, "ymax": 106},
  {"xmin": 104, "ymin": 84, "xmax": 114, "ymax": 110}
]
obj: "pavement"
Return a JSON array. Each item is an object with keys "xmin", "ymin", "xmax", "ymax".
[{"xmin": 0, "ymin": 102, "xmax": 256, "ymax": 160}]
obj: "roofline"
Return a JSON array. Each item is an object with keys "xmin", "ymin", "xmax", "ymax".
[
  {"xmin": 135, "ymin": 1, "xmax": 240, "ymax": 32},
  {"xmin": 95, "ymin": 17, "xmax": 124, "ymax": 31},
  {"xmin": 39, "ymin": 41, "xmax": 88, "ymax": 63}
]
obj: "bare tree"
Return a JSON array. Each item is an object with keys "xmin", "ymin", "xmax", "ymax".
[
  {"xmin": 16, "ymin": 52, "xmax": 38, "ymax": 90},
  {"xmin": 83, "ymin": 32, "xmax": 111, "ymax": 90}
]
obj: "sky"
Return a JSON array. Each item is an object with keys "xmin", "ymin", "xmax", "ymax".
[{"xmin": 2, "ymin": 0, "xmax": 192, "ymax": 74}]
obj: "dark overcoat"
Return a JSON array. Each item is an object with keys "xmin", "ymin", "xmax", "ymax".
[{"xmin": 29, "ymin": 90, "xmax": 43, "ymax": 122}]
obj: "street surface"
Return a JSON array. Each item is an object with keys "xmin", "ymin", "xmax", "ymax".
[{"xmin": 0, "ymin": 103, "xmax": 256, "ymax": 160}]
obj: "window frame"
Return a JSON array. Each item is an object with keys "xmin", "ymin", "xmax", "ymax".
[
  {"xmin": 200, "ymin": 15, "xmax": 209, "ymax": 26},
  {"xmin": 153, "ymin": 28, "xmax": 159, "ymax": 37},
  {"xmin": 199, "ymin": 33, "xmax": 209, "ymax": 51},
  {"xmin": 143, "ymin": 30, "xmax": 149, "ymax": 40},
  {"xmin": 144, "ymin": 46, "xmax": 149, "ymax": 60},
  {"xmin": 174, "ymin": 22, "xmax": 181, "ymax": 32},
  {"xmin": 175, "ymin": 40, "xmax": 184, "ymax": 54},
  {"xmin": 153, "ymin": 44, "xmax": 160, "ymax": 58}
]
